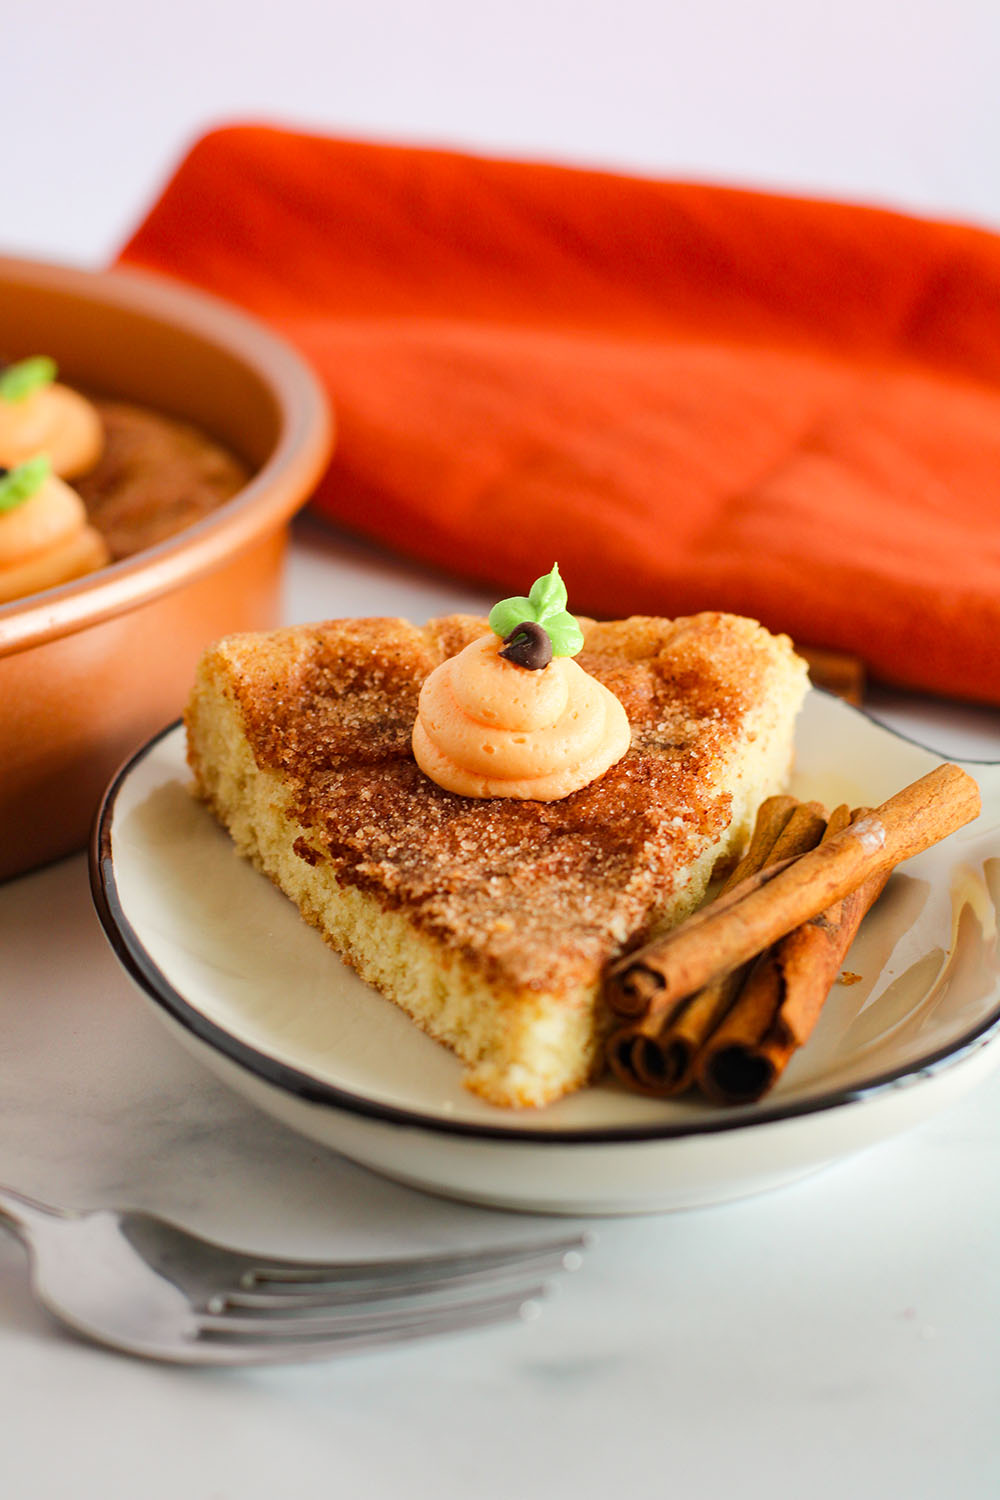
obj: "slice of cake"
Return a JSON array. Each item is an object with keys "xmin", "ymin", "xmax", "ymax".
[{"xmin": 185, "ymin": 608, "xmax": 808, "ymax": 1107}]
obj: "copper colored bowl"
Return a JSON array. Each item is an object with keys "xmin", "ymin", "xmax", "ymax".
[{"xmin": 0, "ymin": 256, "xmax": 333, "ymax": 882}]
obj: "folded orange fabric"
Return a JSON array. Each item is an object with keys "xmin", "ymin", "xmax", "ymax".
[{"xmin": 118, "ymin": 125, "xmax": 1000, "ymax": 704}]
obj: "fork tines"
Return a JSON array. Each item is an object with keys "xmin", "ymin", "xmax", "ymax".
[{"xmin": 193, "ymin": 1232, "xmax": 588, "ymax": 1353}]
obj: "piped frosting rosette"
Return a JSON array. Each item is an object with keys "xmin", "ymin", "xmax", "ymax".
[
  {"xmin": 413, "ymin": 565, "xmax": 631, "ymax": 801},
  {"xmin": 0, "ymin": 357, "xmax": 103, "ymax": 479},
  {"xmin": 0, "ymin": 456, "xmax": 109, "ymax": 603}
]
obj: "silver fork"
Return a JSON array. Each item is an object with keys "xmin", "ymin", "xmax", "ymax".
[{"xmin": 0, "ymin": 1187, "xmax": 587, "ymax": 1365}]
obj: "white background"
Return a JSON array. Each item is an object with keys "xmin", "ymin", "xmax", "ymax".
[
  {"xmin": 4, "ymin": 5, "xmax": 1000, "ymax": 1499},
  {"xmin": 7, "ymin": 1, "xmax": 1000, "ymax": 269}
]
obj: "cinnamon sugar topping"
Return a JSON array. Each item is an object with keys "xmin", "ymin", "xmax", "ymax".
[{"xmin": 213, "ymin": 612, "xmax": 798, "ymax": 994}]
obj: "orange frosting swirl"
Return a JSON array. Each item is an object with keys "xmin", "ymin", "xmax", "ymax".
[
  {"xmin": 0, "ymin": 473, "xmax": 109, "ymax": 603},
  {"xmin": 413, "ymin": 632, "xmax": 631, "ymax": 800},
  {"xmin": 0, "ymin": 383, "xmax": 103, "ymax": 478}
]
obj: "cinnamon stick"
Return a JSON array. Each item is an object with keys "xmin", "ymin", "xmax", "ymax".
[
  {"xmin": 606, "ymin": 797, "xmax": 794, "ymax": 1092},
  {"xmin": 798, "ymin": 646, "xmax": 866, "ymax": 706},
  {"xmin": 605, "ymin": 763, "xmax": 980, "ymax": 1025},
  {"xmin": 695, "ymin": 804, "xmax": 890, "ymax": 1104},
  {"xmin": 728, "ymin": 795, "xmax": 798, "ymax": 881},
  {"xmin": 609, "ymin": 800, "xmax": 828, "ymax": 1095}
]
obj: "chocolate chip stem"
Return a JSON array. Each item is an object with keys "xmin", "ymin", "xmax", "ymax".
[{"xmin": 500, "ymin": 620, "xmax": 553, "ymax": 670}]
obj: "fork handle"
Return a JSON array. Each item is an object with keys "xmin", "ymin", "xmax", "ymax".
[{"xmin": 0, "ymin": 1186, "xmax": 68, "ymax": 1244}]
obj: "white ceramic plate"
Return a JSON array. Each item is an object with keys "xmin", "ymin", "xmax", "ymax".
[{"xmin": 91, "ymin": 693, "xmax": 1000, "ymax": 1215}]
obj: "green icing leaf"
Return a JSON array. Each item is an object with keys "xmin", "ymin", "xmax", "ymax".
[
  {"xmin": 488, "ymin": 563, "xmax": 582, "ymax": 657},
  {"xmin": 488, "ymin": 596, "xmax": 534, "ymax": 639},
  {"xmin": 0, "ymin": 356, "xmax": 57, "ymax": 404},
  {"xmin": 543, "ymin": 611, "xmax": 584, "ymax": 657},
  {"xmin": 528, "ymin": 562, "xmax": 567, "ymax": 620},
  {"xmin": 0, "ymin": 454, "xmax": 52, "ymax": 513}
]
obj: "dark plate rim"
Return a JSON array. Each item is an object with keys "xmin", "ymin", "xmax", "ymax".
[{"xmin": 89, "ymin": 703, "xmax": 1000, "ymax": 1146}]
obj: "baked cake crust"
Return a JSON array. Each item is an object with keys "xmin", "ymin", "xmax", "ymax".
[{"xmin": 185, "ymin": 612, "xmax": 808, "ymax": 1106}]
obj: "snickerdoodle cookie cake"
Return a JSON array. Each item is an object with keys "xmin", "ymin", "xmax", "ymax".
[{"xmin": 185, "ymin": 567, "xmax": 808, "ymax": 1107}]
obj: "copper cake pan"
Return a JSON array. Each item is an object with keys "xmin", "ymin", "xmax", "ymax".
[{"xmin": 0, "ymin": 256, "xmax": 333, "ymax": 881}]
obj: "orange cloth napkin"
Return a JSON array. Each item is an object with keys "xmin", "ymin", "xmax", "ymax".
[{"xmin": 118, "ymin": 125, "xmax": 1000, "ymax": 704}]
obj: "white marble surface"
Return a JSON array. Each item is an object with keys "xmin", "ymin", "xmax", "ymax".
[
  {"xmin": 3, "ymin": 531, "xmax": 999, "ymax": 1499},
  {"xmin": 4, "ymin": 2, "xmax": 1000, "ymax": 1494}
]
